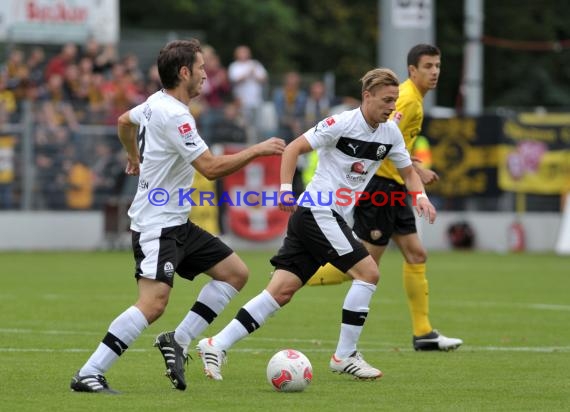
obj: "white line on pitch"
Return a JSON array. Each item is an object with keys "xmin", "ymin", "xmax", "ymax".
[{"xmin": 1, "ymin": 346, "xmax": 569, "ymax": 353}]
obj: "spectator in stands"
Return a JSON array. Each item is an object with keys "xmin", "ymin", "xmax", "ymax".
[
  {"xmin": 91, "ymin": 141, "xmax": 123, "ymax": 209},
  {"xmin": 209, "ymin": 101, "xmax": 247, "ymax": 144},
  {"xmin": 200, "ymin": 45, "xmax": 231, "ymax": 143},
  {"xmin": 228, "ymin": 45, "xmax": 268, "ymax": 139},
  {"xmin": 0, "ymin": 134, "xmax": 16, "ymax": 209},
  {"xmin": 44, "ymin": 43, "xmax": 77, "ymax": 81},
  {"xmin": 101, "ymin": 62, "xmax": 144, "ymax": 124},
  {"xmin": 34, "ymin": 127, "xmax": 71, "ymax": 209},
  {"xmin": 0, "ymin": 73, "xmax": 17, "ymax": 123},
  {"xmin": 145, "ymin": 64, "xmax": 162, "ymax": 96},
  {"xmin": 304, "ymin": 80, "xmax": 332, "ymax": 129},
  {"xmin": 273, "ymin": 71, "xmax": 307, "ymax": 196},
  {"xmin": 4, "ymin": 49, "xmax": 26, "ymax": 86},
  {"xmin": 37, "ymin": 73, "xmax": 79, "ymax": 134},
  {"xmin": 93, "ymin": 44, "xmax": 118, "ymax": 75},
  {"xmin": 273, "ymin": 71, "xmax": 307, "ymax": 143},
  {"xmin": 66, "ymin": 154, "xmax": 94, "ymax": 210},
  {"xmin": 26, "ymin": 47, "xmax": 46, "ymax": 87}
]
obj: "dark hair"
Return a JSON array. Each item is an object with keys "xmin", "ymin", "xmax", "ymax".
[
  {"xmin": 407, "ymin": 44, "xmax": 441, "ymax": 67},
  {"xmin": 157, "ymin": 39, "xmax": 202, "ymax": 89}
]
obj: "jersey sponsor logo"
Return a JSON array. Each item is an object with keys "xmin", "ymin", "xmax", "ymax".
[
  {"xmin": 350, "ymin": 161, "xmax": 368, "ymax": 175},
  {"xmin": 326, "ymin": 117, "xmax": 335, "ymax": 126},
  {"xmin": 177, "ymin": 122, "xmax": 197, "ymax": 146},
  {"xmin": 337, "ymin": 137, "xmax": 392, "ymax": 161}
]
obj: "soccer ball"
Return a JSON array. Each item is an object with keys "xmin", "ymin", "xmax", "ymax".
[{"xmin": 266, "ymin": 349, "xmax": 313, "ymax": 392}]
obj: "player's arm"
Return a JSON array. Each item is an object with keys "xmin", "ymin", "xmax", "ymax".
[
  {"xmin": 192, "ymin": 137, "xmax": 285, "ymax": 180},
  {"xmin": 412, "ymin": 160, "xmax": 439, "ymax": 185},
  {"xmin": 117, "ymin": 110, "xmax": 140, "ymax": 176},
  {"xmin": 278, "ymin": 135, "xmax": 312, "ymax": 212},
  {"xmin": 398, "ymin": 165, "xmax": 436, "ymax": 224}
]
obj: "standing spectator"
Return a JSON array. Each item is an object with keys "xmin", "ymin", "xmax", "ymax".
[
  {"xmin": 0, "ymin": 73, "xmax": 17, "ymax": 123},
  {"xmin": 144, "ymin": 64, "xmax": 162, "ymax": 96},
  {"xmin": 273, "ymin": 71, "xmax": 307, "ymax": 142},
  {"xmin": 228, "ymin": 45, "xmax": 268, "ymax": 139},
  {"xmin": 202, "ymin": 46, "xmax": 231, "ymax": 109},
  {"xmin": 0, "ymin": 134, "xmax": 16, "ymax": 209},
  {"xmin": 66, "ymin": 154, "xmax": 94, "ymax": 210},
  {"xmin": 200, "ymin": 45, "xmax": 231, "ymax": 142},
  {"xmin": 304, "ymin": 80, "xmax": 332, "ymax": 129},
  {"xmin": 273, "ymin": 71, "xmax": 307, "ymax": 196}
]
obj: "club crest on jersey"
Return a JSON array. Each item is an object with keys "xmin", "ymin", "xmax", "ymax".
[
  {"xmin": 376, "ymin": 144, "xmax": 387, "ymax": 159},
  {"xmin": 164, "ymin": 262, "xmax": 174, "ymax": 278}
]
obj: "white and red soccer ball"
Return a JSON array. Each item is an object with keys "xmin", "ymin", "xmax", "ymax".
[{"xmin": 266, "ymin": 349, "xmax": 313, "ymax": 392}]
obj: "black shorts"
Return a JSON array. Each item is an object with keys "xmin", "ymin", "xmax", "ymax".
[
  {"xmin": 353, "ymin": 176, "xmax": 417, "ymax": 246},
  {"xmin": 270, "ymin": 207, "xmax": 369, "ymax": 284},
  {"xmin": 132, "ymin": 220, "xmax": 234, "ymax": 287}
]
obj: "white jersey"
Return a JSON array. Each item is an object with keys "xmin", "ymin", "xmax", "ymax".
[
  {"xmin": 301, "ymin": 108, "xmax": 411, "ymax": 226},
  {"xmin": 128, "ymin": 90, "xmax": 208, "ymax": 232}
]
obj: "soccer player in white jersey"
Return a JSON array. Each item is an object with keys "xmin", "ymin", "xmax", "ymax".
[
  {"xmin": 70, "ymin": 39, "xmax": 285, "ymax": 393},
  {"xmin": 197, "ymin": 68, "xmax": 437, "ymax": 381}
]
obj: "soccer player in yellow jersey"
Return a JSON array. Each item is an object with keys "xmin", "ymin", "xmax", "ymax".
[{"xmin": 308, "ymin": 44, "xmax": 462, "ymax": 351}]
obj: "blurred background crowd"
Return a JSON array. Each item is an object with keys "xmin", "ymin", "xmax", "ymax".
[{"xmin": 0, "ymin": 40, "xmax": 355, "ymax": 212}]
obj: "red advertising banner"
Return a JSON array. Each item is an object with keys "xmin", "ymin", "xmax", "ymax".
[{"xmin": 222, "ymin": 145, "xmax": 289, "ymax": 241}]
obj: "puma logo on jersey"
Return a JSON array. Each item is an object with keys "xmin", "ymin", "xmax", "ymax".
[{"xmin": 348, "ymin": 143, "xmax": 359, "ymax": 154}]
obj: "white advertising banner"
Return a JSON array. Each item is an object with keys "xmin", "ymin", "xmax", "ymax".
[{"xmin": 0, "ymin": 0, "xmax": 119, "ymax": 44}]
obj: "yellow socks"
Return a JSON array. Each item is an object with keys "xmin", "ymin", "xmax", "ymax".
[{"xmin": 403, "ymin": 262, "xmax": 432, "ymax": 336}]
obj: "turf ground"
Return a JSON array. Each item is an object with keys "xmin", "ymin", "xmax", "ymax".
[{"xmin": 0, "ymin": 250, "xmax": 568, "ymax": 411}]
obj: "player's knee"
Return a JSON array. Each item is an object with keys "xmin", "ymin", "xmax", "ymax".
[
  {"xmin": 138, "ymin": 298, "xmax": 168, "ymax": 323},
  {"xmin": 407, "ymin": 248, "xmax": 427, "ymax": 264},
  {"xmin": 271, "ymin": 289, "xmax": 295, "ymax": 306},
  {"xmin": 353, "ymin": 270, "xmax": 379, "ymax": 285},
  {"xmin": 229, "ymin": 264, "xmax": 249, "ymax": 291}
]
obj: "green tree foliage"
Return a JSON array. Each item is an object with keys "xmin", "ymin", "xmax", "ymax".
[{"xmin": 121, "ymin": 0, "xmax": 570, "ymax": 108}]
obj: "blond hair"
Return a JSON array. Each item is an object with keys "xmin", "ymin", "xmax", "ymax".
[{"xmin": 360, "ymin": 68, "xmax": 399, "ymax": 94}]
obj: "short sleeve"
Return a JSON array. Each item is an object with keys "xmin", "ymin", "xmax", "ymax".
[
  {"xmin": 166, "ymin": 114, "xmax": 208, "ymax": 164},
  {"xmin": 387, "ymin": 125, "xmax": 412, "ymax": 169},
  {"xmin": 129, "ymin": 102, "xmax": 146, "ymax": 125},
  {"xmin": 303, "ymin": 115, "xmax": 343, "ymax": 149}
]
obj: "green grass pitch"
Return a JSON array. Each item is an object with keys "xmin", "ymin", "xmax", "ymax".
[{"xmin": 0, "ymin": 250, "xmax": 568, "ymax": 411}]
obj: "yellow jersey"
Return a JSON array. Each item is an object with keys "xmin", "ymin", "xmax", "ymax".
[{"xmin": 375, "ymin": 79, "xmax": 423, "ymax": 184}]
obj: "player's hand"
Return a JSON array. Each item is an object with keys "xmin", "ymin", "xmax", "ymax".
[
  {"xmin": 416, "ymin": 167, "xmax": 439, "ymax": 185},
  {"xmin": 125, "ymin": 154, "xmax": 140, "ymax": 176},
  {"xmin": 278, "ymin": 190, "xmax": 297, "ymax": 213},
  {"xmin": 415, "ymin": 197, "xmax": 437, "ymax": 224},
  {"xmin": 255, "ymin": 137, "xmax": 286, "ymax": 156}
]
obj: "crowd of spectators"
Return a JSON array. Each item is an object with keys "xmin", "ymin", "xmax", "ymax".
[{"xmin": 0, "ymin": 40, "xmax": 348, "ymax": 211}]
